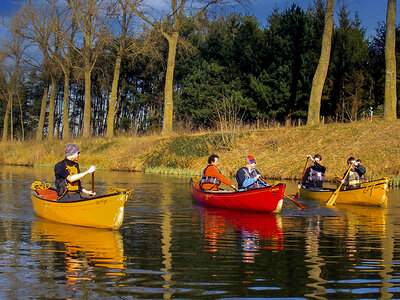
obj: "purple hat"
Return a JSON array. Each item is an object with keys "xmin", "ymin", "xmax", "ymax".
[
  {"xmin": 246, "ymin": 155, "xmax": 256, "ymax": 164},
  {"xmin": 65, "ymin": 144, "xmax": 79, "ymax": 157}
]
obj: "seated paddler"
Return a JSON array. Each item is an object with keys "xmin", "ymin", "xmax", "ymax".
[
  {"xmin": 54, "ymin": 143, "xmax": 96, "ymax": 202},
  {"xmin": 200, "ymin": 154, "xmax": 236, "ymax": 191},
  {"xmin": 301, "ymin": 154, "xmax": 326, "ymax": 190},
  {"xmin": 235, "ymin": 155, "xmax": 269, "ymax": 191},
  {"xmin": 341, "ymin": 156, "xmax": 364, "ymax": 190}
]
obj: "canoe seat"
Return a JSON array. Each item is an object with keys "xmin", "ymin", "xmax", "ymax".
[{"xmin": 37, "ymin": 189, "xmax": 58, "ymax": 201}]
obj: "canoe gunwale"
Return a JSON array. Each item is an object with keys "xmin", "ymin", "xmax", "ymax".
[
  {"xmin": 32, "ymin": 190, "xmax": 127, "ymax": 203},
  {"xmin": 300, "ymin": 178, "xmax": 390, "ymax": 207}
]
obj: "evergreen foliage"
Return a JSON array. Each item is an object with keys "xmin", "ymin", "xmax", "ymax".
[{"xmin": 0, "ymin": 1, "xmax": 398, "ymax": 139}]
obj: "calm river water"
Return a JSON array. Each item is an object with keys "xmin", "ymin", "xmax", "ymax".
[{"xmin": 1, "ymin": 165, "xmax": 400, "ymax": 299}]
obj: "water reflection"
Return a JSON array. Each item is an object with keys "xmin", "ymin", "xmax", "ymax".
[
  {"xmin": 195, "ymin": 207, "xmax": 283, "ymax": 263},
  {"xmin": 3, "ymin": 165, "xmax": 400, "ymax": 298},
  {"xmin": 159, "ymin": 180, "xmax": 173, "ymax": 299},
  {"xmin": 30, "ymin": 221, "xmax": 125, "ymax": 285}
]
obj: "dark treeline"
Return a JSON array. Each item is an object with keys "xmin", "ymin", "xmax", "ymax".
[{"xmin": 0, "ymin": 0, "xmax": 398, "ymax": 141}]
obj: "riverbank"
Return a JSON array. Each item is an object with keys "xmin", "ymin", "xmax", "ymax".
[{"xmin": 1, "ymin": 119, "xmax": 399, "ymax": 185}]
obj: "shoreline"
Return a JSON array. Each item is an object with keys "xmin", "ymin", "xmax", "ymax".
[{"xmin": 1, "ymin": 119, "xmax": 400, "ymax": 186}]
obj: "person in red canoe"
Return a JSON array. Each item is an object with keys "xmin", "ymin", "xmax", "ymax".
[
  {"xmin": 235, "ymin": 155, "xmax": 269, "ymax": 191},
  {"xmin": 200, "ymin": 154, "xmax": 236, "ymax": 191},
  {"xmin": 54, "ymin": 144, "xmax": 96, "ymax": 202}
]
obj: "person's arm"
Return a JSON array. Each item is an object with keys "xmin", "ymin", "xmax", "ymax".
[
  {"xmin": 301, "ymin": 167, "xmax": 310, "ymax": 185},
  {"xmin": 356, "ymin": 164, "xmax": 366, "ymax": 176},
  {"xmin": 242, "ymin": 177, "xmax": 257, "ymax": 188},
  {"xmin": 81, "ymin": 188, "xmax": 96, "ymax": 197},
  {"xmin": 313, "ymin": 162, "xmax": 326, "ymax": 173},
  {"xmin": 208, "ymin": 166, "xmax": 236, "ymax": 189},
  {"xmin": 67, "ymin": 165, "xmax": 96, "ymax": 182}
]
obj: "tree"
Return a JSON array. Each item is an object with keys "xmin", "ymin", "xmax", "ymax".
[
  {"xmin": 67, "ymin": 0, "xmax": 113, "ymax": 137},
  {"xmin": 105, "ymin": 0, "xmax": 158, "ymax": 138},
  {"xmin": 384, "ymin": 0, "xmax": 397, "ymax": 120},
  {"xmin": 18, "ymin": 0, "xmax": 61, "ymax": 140},
  {"xmin": 131, "ymin": 0, "xmax": 247, "ymax": 135},
  {"xmin": 1, "ymin": 18, "xmax": 27, "ymax": 141},
  {"xmin": 50, "ymin": 0, "xmax": 78, "ymax": 139},
  {"xmin": 307, "ymin": 0, "xmax": 334, "ymax": 125}
]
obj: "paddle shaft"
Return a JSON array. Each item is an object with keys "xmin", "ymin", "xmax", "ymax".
[
  {"xmin": 260, "ymin": 177, "xmax": 306, "ymax": 210},
  {"xmin": 295, "ymin": 157, "xmax": 310, "ymax": 199},
  {"xmin": 91, "ymin": 172, "xmax": 95, "ymax": 193},
  {"xmin": 326, "ymin": 163, "xmax": 354, "ymax": 206}
]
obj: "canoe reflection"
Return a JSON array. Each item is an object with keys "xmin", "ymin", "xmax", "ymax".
[
  {"xmin": 31, "ymin": 220, "xmax": 125, "ymax": 285},
  {"xmin": 195, "ymin": 207, "xmax": 283, "ymax": 263}
]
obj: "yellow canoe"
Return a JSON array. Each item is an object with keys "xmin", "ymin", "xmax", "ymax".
[
  {"xmin": 31, "ymin": 183, "xmax": 132, "ymax": 229},
  {"xmin": 300, "ymin": 177, "xmax": 390, "ymax": 207}
]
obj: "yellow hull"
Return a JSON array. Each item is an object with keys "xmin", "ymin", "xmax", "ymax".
[
  {"xmin": 31, "ymin": 191, "xmax": 129, "ymax": 229},
  {"xmin": 300, "ymin": 178, "xmax": 390, "ymax": 207}
]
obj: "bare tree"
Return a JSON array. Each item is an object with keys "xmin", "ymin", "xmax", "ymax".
[
  {"xmin": 307, "ymin": 0, "xmax": 334, "ymax": 125},
  {"xmin": 50, "ymin": 0, "xmax": 78, "ymax": 139},
  {"xmin": 106, "ymin": 0, "xmax": 140, "ymax": 138},
  {"xmin": 0, "ymin": 25, "xmax": 27, "ymax": 142},
  {"xmin": 131, "ymin": 0, "xmax": 248, "ymax": 135},
  {"xmin": 17, "ymin": 0, "xmax": 59, "ymax": 140},
  {"xmin": 67, "ymin": 0, "xmax": 114, "ymax": 137},
  {"xmin": 384, "ymin": 0, "xmax": 397, "ymax": 120}
]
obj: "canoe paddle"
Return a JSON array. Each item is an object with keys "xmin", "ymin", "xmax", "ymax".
[
  {"xmin": 295, "ymin": 156, "xmax": 309, "ymax": 199},
  {"xmin": 260, "ymin": 177, "xmax": 306, "ymax": 210},
  {"xmin": 91, "ymin": 172, "xmax": 95, "ymax": 194},
  {"xmin": 326, "ymin": 163, "xmax": 354, "ymax": 206}
]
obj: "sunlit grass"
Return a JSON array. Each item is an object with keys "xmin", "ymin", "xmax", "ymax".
[{"xmin": 1, "ymin": 119, "xmax": 400, "ymax": 185}]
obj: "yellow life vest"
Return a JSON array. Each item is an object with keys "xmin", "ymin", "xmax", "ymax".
[
  {"xmin": 348, "ymin": 171, "xmax": 361, "ymax": 186},
  {"xmin": 65, "ymin": 164, "xmax": 80, "ymax": 192}
]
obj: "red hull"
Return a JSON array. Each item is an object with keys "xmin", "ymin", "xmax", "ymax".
[{"xmin": 190, "ymin": 178, "xmax": 285, "ymax": 213}]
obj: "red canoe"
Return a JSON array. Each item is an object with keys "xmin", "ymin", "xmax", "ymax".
[{"xmin": 190, "ymin": 178, "xmax": 285, "ymax": 213}]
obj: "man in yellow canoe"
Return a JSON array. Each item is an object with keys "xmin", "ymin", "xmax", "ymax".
[
  {"xmin": 301, "ymin": 154, "xmax": 326, "ymax": 190},
  {"xmin": 54, "ymin": 144, "xmax": 96, "ymax": 202},
  {"xmin": 341, "ymin": 156, "xmax": 366, "ymax": 189}
]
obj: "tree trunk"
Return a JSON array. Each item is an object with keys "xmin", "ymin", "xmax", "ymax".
[
  {"xmin": 62, "ymin": 72, "xmax": 70, "ymax": 139},
  {"xmin": 48, "ymin": 76, "xmax": 56, "ymax": 140},
  {"xmin": 106, "ymin": 54, "xmax": 122, "ymax": 138},
  {"xmin": 384, "ymin": 0, "xmax": 397, "ymax": 120},
  {"xmin": 2, "ymin": 95, "xmax": 11, "ymax": 142},
  {"xmin": 307, "ymin": 0, "xmax": 334, "ymax": 125},
  {"xmin": 36, "ymin": 84, "xmax": 49, "ymax": 141},
  {"xmin": 83, "ymin": 67, "xmax": 92, "ymax": 138},
  {"xmin": 162, "ymin": 31, "xmax": 178, "ymax": 135}
]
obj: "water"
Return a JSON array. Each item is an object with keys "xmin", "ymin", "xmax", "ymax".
[{"xmin": 1, "ymin": 165, "xmax": 400, "ymax": 299}]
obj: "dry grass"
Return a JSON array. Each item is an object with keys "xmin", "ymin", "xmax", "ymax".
[{"xmin": 1, "ymin": 119, "xmax": 400, "ymax": 184}]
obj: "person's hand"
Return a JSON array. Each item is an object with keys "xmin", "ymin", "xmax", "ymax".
[
  {"xmin": 297, "ymin": 183, "xmax": 302, "ymax": 189},
  {"xmin": 255, "ymin": 174, "xmax": 261, "ymax": 181},
  {"xmin": 230, "ymin": 184, "xmax": 237, "ymax": 191},
  {"xmin": 82, "ymin": 188, "xmax": 96, "ymax": 197},
  {"xmin": 87, "ymin": 165, "xmax": 96, "ymax": 173},
  {"xmin": 307, "ymin": 154, "xmax": 314, "ymax": 162}
]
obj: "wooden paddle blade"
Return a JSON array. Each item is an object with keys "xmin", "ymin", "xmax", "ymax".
[
  {"xmin": 285, "ymin": 193, "xmax": 306, "ymax": 210},
  {"xmin": 326, "ymin": 162, "xmax": 354, "ymax": 207},
  {"xmin": 294, "ymin": 191, "xmax": 300, "ymax": 199},
  {"xmin": 326, "ymin": 190, "xmax": 339, "ymax": 206}
]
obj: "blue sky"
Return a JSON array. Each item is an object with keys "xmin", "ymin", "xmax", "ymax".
[
  {"xmin": 247, "ymin": 0, "xmax": 391, "ymax": 38},
  {"xmin": 0, "ymin": 0, "xmax": 395, "ymax": 40}
]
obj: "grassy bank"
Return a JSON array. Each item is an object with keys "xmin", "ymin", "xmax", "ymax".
[{"xmin": 1, "ymin": 119, "xmax": 400, "ymax": 185}]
